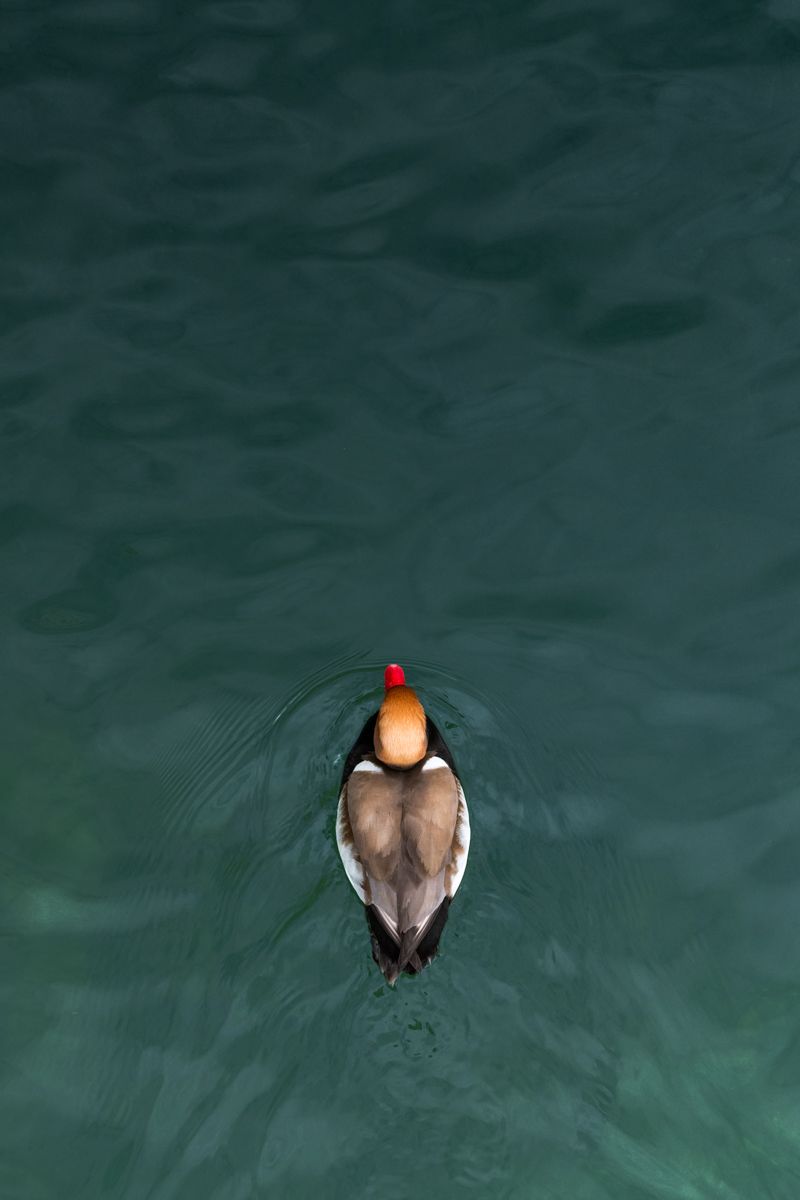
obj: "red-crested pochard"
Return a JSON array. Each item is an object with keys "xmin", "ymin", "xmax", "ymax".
[{"xmin": 336, "ymin": 663, "xmax": 470, "ymax": 983}]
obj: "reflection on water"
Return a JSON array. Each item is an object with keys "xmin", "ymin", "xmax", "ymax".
[{"xmin": 4, "ymin": 0, "xmax": 800, "ymax": 1196}]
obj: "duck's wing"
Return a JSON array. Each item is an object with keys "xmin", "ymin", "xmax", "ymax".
[
  {"xmin": 337, "ymin": 760, "xmax": 404, "ymax": 934},
  {"xmin": 386, "ymin": 755, "xmax": 462, "ymax": 971},
  {"xmin": 336, "ymin": 713, "xmax": 387, "ymax": 909},
  {"xmin": 420, "ymin": 723, "xmax": 471, "ymax": 897}
]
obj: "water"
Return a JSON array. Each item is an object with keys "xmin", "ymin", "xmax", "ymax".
[{"xmin": 4, "ymin": 1, "xmax": 800, "ymax": 1196}]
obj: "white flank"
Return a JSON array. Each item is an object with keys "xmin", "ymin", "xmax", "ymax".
[
  {"xmin": 336, "ymin": 788, "xmax": 367, "ymax": 904},
  {"xmin": 422, "ymin": 755, "xmax": 448, "ymax": 772},
  {"xmin": 352, "ymin": 759, "xmax": 383, "ymax": 774},
  {"xmin": 449, "ymin": 781, "xmax": 471, "ymax": 897}
]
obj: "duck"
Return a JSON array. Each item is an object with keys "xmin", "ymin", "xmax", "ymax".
[{"xmin": 336, "ymin": 663, "xmax": 470, "ymax": 983}]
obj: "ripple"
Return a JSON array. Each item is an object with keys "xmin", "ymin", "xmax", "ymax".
[
  {"xmin": 581, "ymin": 297, "xmax": 708, "ymax": 347},
  {"xmin": 19, "ymin": 586, "xmax": 117, "ymax": 633},
  {"xmin": 92, "ymin": 308, "xmax": 187, "ymax": 349}
]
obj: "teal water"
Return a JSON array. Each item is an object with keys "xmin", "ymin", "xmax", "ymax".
[{"xmin": 4, "ymin": 2, "xmax": 800, "ymax": 1196}]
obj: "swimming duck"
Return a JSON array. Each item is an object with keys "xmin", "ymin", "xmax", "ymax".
[{"xmin": 336, "ymin": 663, "xmax": 470, "ymax": 983}]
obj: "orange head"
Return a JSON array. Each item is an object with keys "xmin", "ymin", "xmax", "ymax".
[{"xmin": 374, "ymin": 663, "xmax": 428, "ymax": 768}]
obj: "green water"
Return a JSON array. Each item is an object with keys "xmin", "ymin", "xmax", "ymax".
[{"xmin": 4, "ymin": 2, "xmax": 800, "ymax": 1196}]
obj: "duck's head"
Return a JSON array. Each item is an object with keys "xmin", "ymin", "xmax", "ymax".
[{"xmin": 374, "ymin": 663, "xmax": 428, "ymax": 768}]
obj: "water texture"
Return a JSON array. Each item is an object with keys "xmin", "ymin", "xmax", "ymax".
[{"xmin": 3, "ymin": 2, "xmax": 800, "ymax": 1196}]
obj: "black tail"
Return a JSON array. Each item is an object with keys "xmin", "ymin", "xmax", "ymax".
[{"xmin": 365, "ymin": 898, "xmax": 451, "ymax": 985}]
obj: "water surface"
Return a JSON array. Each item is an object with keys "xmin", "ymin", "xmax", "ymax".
[{"xmin": 4, "ymin": 2, "xmax": 800, "ymax": 1197}]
